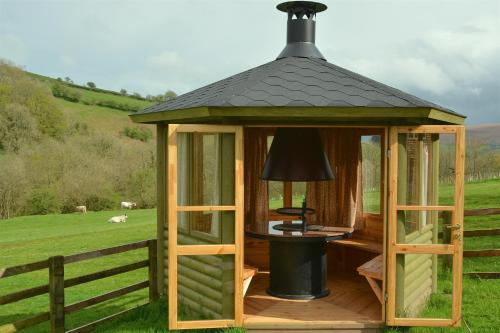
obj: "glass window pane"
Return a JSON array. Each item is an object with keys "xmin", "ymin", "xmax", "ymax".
[
  {"xmin": 177, "ymin": 254, "xmax": 235, "ymax": 321},
  {"xmin": 177, "ymin": 211, "xmax": 235, "ymax": 245},
  {"xmin": 177, "ymin": 132, "xmax": 235, "ymax": 206},
  {"xmin": 395, "ymin": 254, "xmax": 453, "ymax": 319},
  {"xmin": 362, "ymin": 135, "xmax": 381, "ymax": 214},
  {"xmin": 397, "ymin": 133, "xmax": 455, "ymax": 206},
  {"xmin": 292, "ymin": 182, "xmax": 306, "ymax": 206},
  {"xmin": 396, "ymin": 210, "xmax": 454, "ymax": 244},
  {"xmin": 268, "ymin": 181, "xmax": 283, "ymax": 210}
]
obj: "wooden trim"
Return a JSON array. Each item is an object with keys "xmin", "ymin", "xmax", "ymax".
[
  {"xmin": 167, "ymin": 123, "xmax": 178, "ymax": 330},
  {"xmin": 177, "ymin": 245, "xmax": 236, "ymax": 255},
  {"xmin": 283, "ymin": 182, "xmax": 292, "ymax": 207},
  {"xmin": 392, "ymin": 318, "xmax": 455, "ymax": 327},
  {"xmin": 396, "ymin": 125, "xmax": 457, "ymax": 134},
  {"xmin": 176, "ymin": 205, "xmax": 236, "ymax": 212},
  {"xmin": 130, "ymin": 106, "xmax": 464, "ymax": 125},
  {"xmin": 452, "ymin": 125, "xmax": 464, "ymax": 326},
  {"xmin": 381, "ymin": 125, "xmax": 389, "ymax": 322},
  {"xmin": 385, "ymin": 126, "xmax": 399, "ymax": 325},
  {"xmin": 0, "ymin": 260, "xmax": 48, "ymax": 279},
  {"xmin": 396, "ymin": 205, "xmax": 454, "ymax": 211},
  {"xmin": 176, "ymin": 124, "xmax": 239, "ymax": 133},
  {"xmin": 64, "ymin": 240, "xmax": 149, "ymax": 264},
  {"xmin": 176, "ymin": 319, "xmax": 235, "ymax": 329},
  {"xmin": 394, "ymin": 244, "xmax": 454, "ymax": 254},
  {"xmin": 234, "ymin": 126, "xmax": 244, "ymax": 326}
]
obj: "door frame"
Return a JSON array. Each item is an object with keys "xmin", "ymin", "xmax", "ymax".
[
  {"xmin": 386, "ymin": 125, "xmax": 465, "ymax": 327},
  {"xmin": 167, "ymin": 124, "xmax": 244, "ymax": 330}
]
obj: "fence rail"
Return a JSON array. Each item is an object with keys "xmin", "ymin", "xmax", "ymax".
[{"xmin": 0, "ymin": 239, "xmax": 158, "ymax": 333}]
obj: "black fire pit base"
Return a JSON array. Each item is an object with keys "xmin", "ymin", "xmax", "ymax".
[{"xmin": 267, "ymin": 237, "xmax": 329, "ymax": 300}]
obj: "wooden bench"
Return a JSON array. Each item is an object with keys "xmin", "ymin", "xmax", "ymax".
[
  {"xmin": 357, "ymin": 255, "xmax": 383, "ymax": 303},
  {"xmin": 243, "ymin": 264, "xmax": 258, "ymax": 296},
  {"xmin": 331, "ymin": 237, "xmax": 383, "ymax": 254}
]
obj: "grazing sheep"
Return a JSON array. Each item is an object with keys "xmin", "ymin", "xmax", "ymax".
[
  {"xmin": 108, "ymin": 215, "xmax": 128, "ymax": 223},
  {"xmin": 121, "ymin": 201, "xmax": 137, "ymax": 209},
  {"xmin": 75, "ymin": 205, "xmax": 87, "ymax": 213}
]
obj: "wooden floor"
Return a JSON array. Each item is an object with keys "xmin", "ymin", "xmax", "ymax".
[{"xmin": 244, "ymin": 272, "xmax": 383, "ymax": 330}]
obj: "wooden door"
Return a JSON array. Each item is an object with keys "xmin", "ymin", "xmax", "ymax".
[
  {"xmin": 167, "ymin": 124, "xmax": 244, "ymax": 330},
  {"xmin": 386, "ymin": 125, "xmax": 465, "ymax": 327}
]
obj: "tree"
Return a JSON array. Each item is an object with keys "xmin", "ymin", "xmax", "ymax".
[
  {"xmin": 0, "ymin": 103, "xmax": 39, "ymax": 152},
  {"xmin": 120, "ymin": 88, "xmax": 127, "ymax": 95},
  {"xmin": 86, "ymin": 82, "xmax": 96, "ymax": 89},
  {"xmin": 132, "ymin": 92, "xmax": 142, "ymax": 98},
  {"xmin": 163, "ymin": 90, "xmax": 177, "ymax": 101},
  {"xmin": 64, "ymin": 77, "xmax": 73, "ymax": 83}
]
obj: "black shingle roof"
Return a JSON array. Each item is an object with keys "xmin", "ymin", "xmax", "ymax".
[{"xmin": 138, "ymin": 56, "xmax": 460, "ymax": 116}]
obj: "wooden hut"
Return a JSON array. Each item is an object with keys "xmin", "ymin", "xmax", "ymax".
[{"xmin": 130, "ymin": 2, "xmax": 465, "ymax": 332}]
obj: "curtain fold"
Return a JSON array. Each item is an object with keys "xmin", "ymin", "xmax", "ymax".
[
  {"xmin": 244, "ymin": 128, "xmax": 269, "ymax": 227},
  {"xmin": 306, "ymin": 128, "xmax": 364, "ymax": 229}
]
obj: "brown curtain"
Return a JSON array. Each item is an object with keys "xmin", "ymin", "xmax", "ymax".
[
  {"xmin": 306, "ymin": 128, "xmax": 364, "ymax": 229},
  {"xmin": 244, "ymin": 128, "xmax": 269, "ymax": 227}
]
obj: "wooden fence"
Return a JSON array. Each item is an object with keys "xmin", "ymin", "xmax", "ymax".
[
  {"xmin": 0, "ymin": 239, "xmax": 158, "ymax": 333},
  {"xmin": 446, "ymin": 208, "xmax": 500, "ymax": 279}
]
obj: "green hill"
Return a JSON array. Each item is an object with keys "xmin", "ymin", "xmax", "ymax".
[{"xmin": 0, "ymin": 61, "xmax": 168, "ymax": 218}]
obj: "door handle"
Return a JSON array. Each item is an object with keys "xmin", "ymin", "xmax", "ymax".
[{"xmin": 445, "ymin": 224, "xmax": 461, "ymax": 230}]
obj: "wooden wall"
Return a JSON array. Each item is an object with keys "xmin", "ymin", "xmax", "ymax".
[{"xmin": 402, "ymin": 225, "xmax": 434, "ymax": 316}]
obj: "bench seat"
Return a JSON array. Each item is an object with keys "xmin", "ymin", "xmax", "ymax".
[
  {"xmin": 243, "ymin": 264, "xmax": 258, "ymax": 296},
  {"xmin": 357, "ymin": 255, "xmax": 383, "ymax": 303},
  {"xmin": 331, "ymin": 238, "xmax": 383, "ymax": 254}
]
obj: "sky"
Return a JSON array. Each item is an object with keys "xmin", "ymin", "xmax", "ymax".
[{"xmin": 0, "ymin": 0, "xmax": 499, "ymax": 124}]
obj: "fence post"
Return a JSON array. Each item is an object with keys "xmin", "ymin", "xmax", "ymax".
[
  {"xmin": 442, "ymin": 211, "xmax": 452, "ymax": 271},
  {"xmin": 49, "ymin": 256, "xmax": 65, "ymax": 333},
  {"xmin": 148, "ymin": 240, "xmax": 159, "ymax": 303}
]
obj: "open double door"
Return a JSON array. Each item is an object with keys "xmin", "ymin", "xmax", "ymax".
[{"xmin": 166, "ymin": 124, "xmax": 464, "ymax": 330}]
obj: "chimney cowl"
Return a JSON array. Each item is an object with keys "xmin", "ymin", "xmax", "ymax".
[{"xmin": 276, "ymin": 1, "xmax": 327, "ymax": 60}]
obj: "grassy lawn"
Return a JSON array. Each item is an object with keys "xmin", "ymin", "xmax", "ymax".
[{"xmin": 1, "ymin": 180, "xmax": 499, "ymax": 332}]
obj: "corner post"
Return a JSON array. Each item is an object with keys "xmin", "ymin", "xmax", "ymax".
[
  {"xmin": 148, "ymin": 239, "xmax": 160, "ymax": 302},
  {"xmin": 49, "ymin": 256, "xmax": 65, "ymax": 333}
]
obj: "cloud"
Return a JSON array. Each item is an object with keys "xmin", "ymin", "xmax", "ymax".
[
  {"xmin": 340, "ymin": 17, "xmax": 500, "ymax": 123},
  {"xmin": 146, "ymin": 51, "xmax": 183, "ymax": 69}
]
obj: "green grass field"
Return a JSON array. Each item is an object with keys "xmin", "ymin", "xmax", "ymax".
[{"xmin": 1, "ymin": 180, "xmax": 499, "ymax": 332}]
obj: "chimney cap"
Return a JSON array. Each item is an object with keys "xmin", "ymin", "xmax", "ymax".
[{"xmin": 276, "ymin": 1, "xmax": 327, "ymax": 14}]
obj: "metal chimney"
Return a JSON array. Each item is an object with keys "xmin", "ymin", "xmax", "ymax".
[{"xmin": 276, "ymin": 1, "xmax": 327, "ymax": 60}]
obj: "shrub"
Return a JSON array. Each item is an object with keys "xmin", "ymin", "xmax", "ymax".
[
  {"xmin": 120, "ymin": 88, "xmax": 127, "ymax": 95},
  {"xmin": 123, "ymin": 126, "xmax": 153, "ymax": 142},
  {"xmin": 86, "ymin": 82, "xmax": 96, "ymax": 89},
  {"xmin": 52, "ymin": 82, "xmax": 81, "ymax": 102},
  {"xmin": 28, "ymin": 187, "xmax": 61, "ymax": 215}
]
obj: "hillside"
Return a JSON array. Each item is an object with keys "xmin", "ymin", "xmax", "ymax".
[
  {"xmin": 0, "ymin": 62, "xmax": 166, "ymax": 218},
  {"xmin": 467, "ymin": 123, "xmax": 500, "ymax": 149},
  {"xmin": 28, "ymin": 72, "xmax": 155, "ymax": 136}
]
